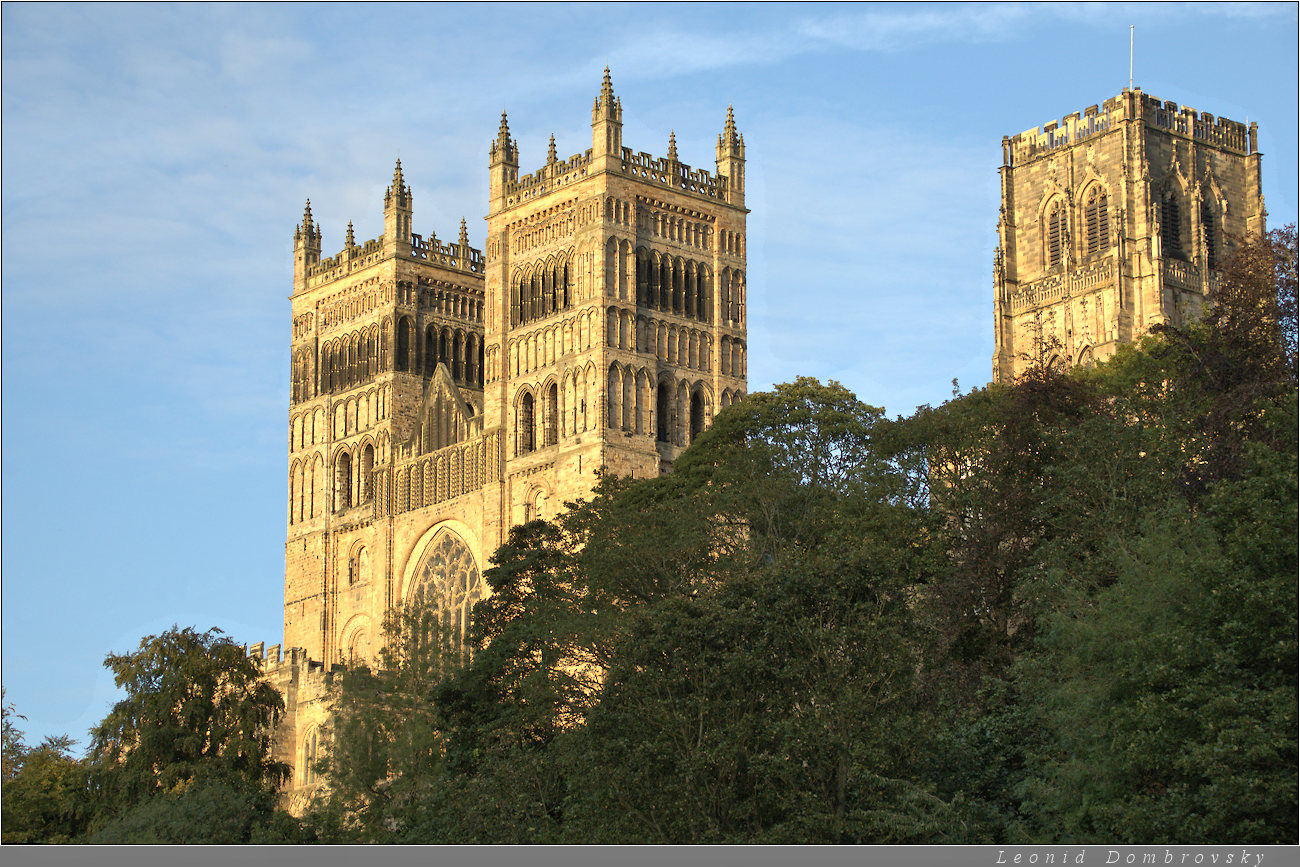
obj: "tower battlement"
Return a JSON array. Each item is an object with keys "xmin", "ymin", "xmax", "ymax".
[
  {"xmin": 501, "ymin": 143, "xmax": 732, "ymax": 207},
  {"xmin": 504, "ymin": 150, "xmax": 595, "ymax": 205},
  {"xmin": 1005, "ymin": 88, "xmax": 1256, "ymax": 166},
  {"xmin": 619, "ymin": 148, "xmax": 726, "ymax": 199},
  {"xmin": 243, "ymin": 643, "xmax": 343, "ymax": 690},
  {"xmin": 303, "ymin": 228, "xmax": 485, "ymax": 287}
]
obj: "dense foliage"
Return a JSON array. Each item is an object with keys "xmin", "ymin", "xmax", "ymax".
[
  {"xmin": 303, "ymin": 227, "xmax": 1295, "ymax": 844},
  {"xmin": 5, "ymin": 229, "xmax": 1294, "ymax": 843},
  {"xmin": 3, "ymin": 627, "xmax": 306, "ymax": 843}
]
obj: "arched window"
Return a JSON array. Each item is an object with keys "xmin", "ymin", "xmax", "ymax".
[
  {"xmin": 302, "ymin": 727, "xmax": 320, "ymax": 786},
  {"xmin": 656, "ymin": 381, "xmax": 671, "ymax": 443},
  {"xmin": 1046, "ymin": 199, "xmax": 1066, "ymax": 268},
  {"xmin": 519, "ymin": 392, "xmax": 535, "ymax": 455},
  {"xmin": 349, "ymin": 546, "xmax": 369, "ymax": 586},
  {"xmin": 690, "ymin": 389, "xmax": 706, "ymax": 444},
  {"xmin": 1161, "ymin": 193, "xmax": 1183, "ymax": 259},
  {"xmin": 408, "ymin": 529, "xmax": 483, "ymax": 655},
  {"xmin": 721, "ymin": 270, "xmax": 732, "ymax": 324},
  {"xmin": 636, "ymin": 249, "xmax": 650, "ymax": 307},
  {"xmin": 360, "ymin": 444, "xmax": 375, "ymax": 503},
  {"xmin": 608, "ymin": 366, "xmax": 621, "ymax": 429},
  {"xmin": 1201, "ymin": 194, "xmax": 1218, "ymax": 269},
  {"xmin": 424, "ymin": 328, "xmax": 436, "ymax": 377},
  {"xmin": 396, "ymin": 317, "xmax": 412, "ymax": 372},
  {"xmin": 1084, "ymin": 187, "xmax": 1109, "ymax": 255},
  {"xmin": 544, "ymin": 382, "xmax": 558, "ymax": 446},
  {"xmin": 335, "ymin": 451, "xmax": 352, "ymax": 512}
]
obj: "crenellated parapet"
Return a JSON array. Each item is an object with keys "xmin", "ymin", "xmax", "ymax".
[
  {"xmin": 1141, "ymin": 95, "xmax": 1252, "ymax": 154},
  {"xmin": 1004, "ymin": 88, "xmax": 1254, "ymax": 167},
  {"xmin": 244, "ymin": 642, "xmax": 344, "ymax": 692},
  {"xmin": 503, "ymin": 151, "xmax": 594, "ymax": 206}
]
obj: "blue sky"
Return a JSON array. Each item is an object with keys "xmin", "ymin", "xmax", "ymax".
[{"xmin": 3, "ymin": 3, "xmax": 1296, "ymax": 750}]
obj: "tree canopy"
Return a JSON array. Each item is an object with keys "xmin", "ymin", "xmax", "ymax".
[{"xmin": 8, "ymin": 227, "xmax": 1294, "ymax": 845}]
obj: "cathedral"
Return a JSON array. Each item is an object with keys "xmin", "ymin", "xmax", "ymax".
[
  {"xmin": 251, "ymin": 71, "xmax": 751, "ymax": 801},
  {"xmin": 992, "ymin": 87, "xmax": 1264, "ymax": 381},
  {"xmin": 249, "ymin": 77, "xmax": 1267, "ymax": 803}
]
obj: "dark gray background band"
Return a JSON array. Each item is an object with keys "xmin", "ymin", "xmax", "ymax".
[{"xmin": 2, "ymin": 845, "xmax": 1295, "ymax": 867}]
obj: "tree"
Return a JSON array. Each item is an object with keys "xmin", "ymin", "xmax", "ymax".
[
  {"xmin": 85, "ymin": 626, "xmax": 291, "ymax": 841},
  {"xmin": 560, "ymin": 380, "xmax": 953, "ymax": 842},
  {"xmin": 1, "ymin": 694, "xmax": 88, "ymax": 843},
  {"xmin": 305, "ymin": 600, "xmax": 463, "ymax": 841},
  {"xmin": 2, "ymin": 688, "xmax": 26, "ymax": 784}
]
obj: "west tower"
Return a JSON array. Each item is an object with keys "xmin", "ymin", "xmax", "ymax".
[
  {"xmin": 284, "ymin": 161, "xmax": 490, "ymax": 669},
  {"xmin": 993, "ymin": 88, "xmax": 1264, "ymax": 381},
  {"xmin": 483, "ymin": 69, "xmax": 749, "ymax": 524},
  {"xmin": 271, "ymin": 72, "xmax": 749, "ymax": 803}
]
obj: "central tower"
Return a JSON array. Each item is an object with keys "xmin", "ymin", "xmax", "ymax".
[
  {"xmin": 483, "ymin": 69, "xmax": 750, "ymax": 523},
  {"xmin": 992, "ymin": 88, "xmax": 1264, "ymax": 381}
]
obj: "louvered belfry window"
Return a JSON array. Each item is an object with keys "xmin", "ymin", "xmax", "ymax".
[
  {"xmin": 1161, "ymin": 195, "xmax": 1182, "ymax": 259},
  {"xmin": 1085, "ymin": 188, "xmax": 1109, "ymax": 255},
  {"xmin": 1047, "ymin": 201, "xmax": 1066, "ymax": 268},
  {"xmin": 1201, "ymin": 195, "xmax": 1218, "ymax": 269}
]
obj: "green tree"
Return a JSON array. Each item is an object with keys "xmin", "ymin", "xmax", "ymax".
[
  {"xmin": 2, "ymin": 688, "xmax": 27, "ymax": 784},
  {"xmin": 84, "ymin": 626, "xmax": 293, "ymax": 842},
  {"xmin": 556, "ymin": 379, "xmax": 953, "ymax": 842},
  {"xmin": 1, "ymin": 695, "xmax": 88, "ymax": 844},
  {"xmin": 306, "ymin": 601, "xmax": 463, "ymax": 841}
]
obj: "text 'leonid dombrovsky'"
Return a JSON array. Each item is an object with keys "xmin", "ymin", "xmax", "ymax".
[{"xmin": 995, "ymin": 850, "xmax": 1267, "ymax": 866}]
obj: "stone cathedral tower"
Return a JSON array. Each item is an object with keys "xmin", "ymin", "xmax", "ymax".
[
  {"xmin": 993, "ymin": 88, "xmax": 1264, "ymax": 382},
  {"xmin": 260, "ymin": 71, "xmax": 749, "ymax": 802}
]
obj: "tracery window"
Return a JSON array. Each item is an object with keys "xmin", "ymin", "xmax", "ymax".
[
  {"xmin": 301, "ymin": 727, "xmax": 319, "ymax": 785},
  {"xmin": 409, "ymin": 530, "xmax": 483, "ymax": 653}
]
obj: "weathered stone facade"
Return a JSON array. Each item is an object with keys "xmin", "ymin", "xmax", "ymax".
[
  {"xmin": 993, "ymin": 88, "xmax": 1265, "ymax": 381},
  {"xmin": 257, "ymin": 71, "xmax": 749, "ymax": 805}
]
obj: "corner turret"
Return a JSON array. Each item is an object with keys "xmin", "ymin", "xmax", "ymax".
[
  {"xmin": 591, "ymin": 67, "xmax": 623, "ymax": 173},
  {"xmin": 489, "ymin": 112, "xmax": 520, "ymax": 210},
  {"xmin": 716, "ymin": 106, "xmax": 745, "ymax": 207},
  {"xmin": 384, "ymin": 159, "xmax": 413, "ymax": 256},
  {"xmin": 293, "ymin": 199, "xmax": 322, "ymax": 290}
]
